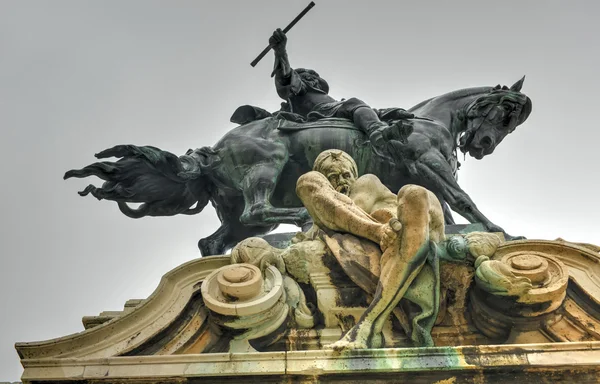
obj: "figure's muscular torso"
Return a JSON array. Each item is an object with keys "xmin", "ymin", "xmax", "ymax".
[{"xmin": 349, "ymin": 174, "xmax": 398, "ymax": 223}]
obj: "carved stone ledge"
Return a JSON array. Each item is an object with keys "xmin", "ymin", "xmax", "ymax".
[
  {"xmin": 309, "ymin": 272, "xmax": 364, "ymax": 329},
  {"xmin": 82, "ymin": 299, "xmax": 145, "ymax": 330},
  {"xmin": 19, "ymin": 342, "xmax": 600, "ymax": 383},
  {"xmin": 16, "ymin": 256, "xmax": 231, "ymax": 360}
]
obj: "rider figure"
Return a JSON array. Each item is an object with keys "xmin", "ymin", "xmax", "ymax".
[{"xmin": 270, "ymin": 29, "xmax": 412, "ymax": 146}]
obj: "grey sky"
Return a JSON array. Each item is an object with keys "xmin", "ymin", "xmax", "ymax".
[{"xmin": 1, "ymin": 0, "xmax": 599, "ymax": 380}]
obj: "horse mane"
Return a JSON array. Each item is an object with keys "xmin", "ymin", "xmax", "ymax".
[
  {"xmin": 409, "ymin": 86, "xmax": 494, "ymax": 112},
  {"xmin": 408, "ymin": 97, "xmax": 434, "ymax": 112}
]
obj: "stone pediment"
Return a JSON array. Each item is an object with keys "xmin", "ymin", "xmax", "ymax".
[
  {"xmin": 16, "ymin": 256, "xmax": 230, "ymax": 361},
  {"xmin": 15, "ymin": 239, "xmax": 600, "ymax": 382}
]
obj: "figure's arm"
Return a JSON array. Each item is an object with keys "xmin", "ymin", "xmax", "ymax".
[
  {"xmin": 269, "ymin": 28, "xmax": 304, "ymax": 100},
  {"xmin": 296, "ymin": 171, "xmax": 385, "ymax": 244},
  {"xmin": 270, "ymin": 28, "xmax": 292, "ymax": 79}
]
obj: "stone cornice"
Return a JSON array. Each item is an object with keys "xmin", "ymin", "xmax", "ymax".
[{"xmin": 20, "ymin": 342, "xmax": 600, "ymax": 381}]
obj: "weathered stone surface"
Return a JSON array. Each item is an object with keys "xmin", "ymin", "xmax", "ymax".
[
  {"xmin": 82, "ymin": 299, "xmax": 144, "ymax": 330},
  {"xmin": 17, "ymin": 343, "xmax": 600, "ymax": 383},
  {"xmin": 16, "ymin": 256, "xmax": 231, "ymax": 360},
  {"xmin": 14, "ymin": 235, "xmax": 600, "ymax": 382}
]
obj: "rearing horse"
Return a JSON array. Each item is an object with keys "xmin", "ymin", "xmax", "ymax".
[{"xmin": 64, "ymin": 77, "xmax": 531, "ymax": 256}]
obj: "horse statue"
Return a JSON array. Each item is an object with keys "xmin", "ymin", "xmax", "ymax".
[{"xmin": 64, "ymin": 77, "xmax": 532, "ymax": 256}]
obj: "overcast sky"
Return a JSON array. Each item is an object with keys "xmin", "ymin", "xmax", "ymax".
[{"xmin": 1, "ymin": 0, "xmax": 599, "ymax": 380}]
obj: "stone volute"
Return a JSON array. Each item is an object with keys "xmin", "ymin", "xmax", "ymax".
[
  {"xmin": 216, "ymin": 264, "xmax": 263, "ymax": 300},
  {"xmin": 471, "ymin": 244, "xmax": 569, "ymax": 341},
  {"xmin": 201, "ymin": 263, "xmax": 289, "ymax": 352},
  {"xmin": 502, "ymin": 251, "xmax": 568, "ymax": 312}
]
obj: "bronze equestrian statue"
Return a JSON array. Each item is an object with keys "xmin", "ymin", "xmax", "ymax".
[{"xmin": 64, "ymin": 30, "xmax": 532, "ymax": 256}]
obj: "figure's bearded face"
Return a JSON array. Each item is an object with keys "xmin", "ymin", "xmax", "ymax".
[
  {"xmin": 321, "ymin": 161, "xmax": 356, "ymax": 195},
  {"xmin": 303, "ymin": 74, "xmax": 321, "ymax": 90},
  {"xmin": 297, "ymin": 70, "xmax": 329, "ymax": 94}
]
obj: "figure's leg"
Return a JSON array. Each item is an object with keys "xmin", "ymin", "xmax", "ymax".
[
  {"xmin": 412, "ymin": 150, "xmax": 522, "ymax": 238},
  {"xmin": 328, "ymin": 185, "xmax": 444, "ymax": 349},
  {"xmin": 353, "ymin": 106, "xmax": 413, "ymax": 145},
  {"xmin": 234, "ymin": 138, "xmax": 312, "ymax": 228},
  {"xmin": 401, "ymin": 262, "xmax": 439, "ymax": 347},
  {"xmin": 296, "ymin": 171, "xmax": 384, "ymax": 244}
]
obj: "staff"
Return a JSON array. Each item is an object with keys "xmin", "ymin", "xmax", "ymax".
[{"xmin": 250, "ymin": 2, "xmax": 316, "ymax": 67}]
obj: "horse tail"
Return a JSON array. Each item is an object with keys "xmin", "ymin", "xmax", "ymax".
[
  {"xmin": 66, "ymin": 144, "xmax": 216, "ymax": 219},
  {"xmin": 118, "ymin": 202, "xmax": 151, "ymax": 218}
]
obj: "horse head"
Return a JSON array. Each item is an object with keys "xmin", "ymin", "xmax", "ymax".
[{"xmin": 459, "ymin": 77, "xmax": 532, "ymax": 159}]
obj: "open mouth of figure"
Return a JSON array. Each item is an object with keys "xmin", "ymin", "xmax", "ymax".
[{"xmin": 336, "ymin": 185, "xmax": 349, "ymax": 194}]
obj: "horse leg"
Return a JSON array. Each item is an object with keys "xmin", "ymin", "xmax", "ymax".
[
  {"xmin": 436, "ymin": 195, "xmax": 456, "ymax": 225},
  {"xmin": 414, "ymin": 150, "xmax": 521, "ymax": 238},
  {"xmin": 198, "ymin": 222, "xmax": 232, "ymax": 256},
  {"xmin": 239, "ymin": 163, "xmax": 311, "ymax": 228},
  {"xmin": 199, "ymin": 196, "xmax": 278, "ymax": 256},
  {"xmin": 198, "ymin": 220, "xmax": 277, "ymax": 256}
]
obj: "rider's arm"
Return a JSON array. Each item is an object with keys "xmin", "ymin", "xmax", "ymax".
[
  {"xmin": 272, "ymin": 49, "xmax": 293, "ymax": 79},
  {"xmin": 270, "ymin": 29, "xmax": 305, "ymax": 100},
  {"xmin": 274, "ymin": 67, "xmax": 305, "ymax": 100}
]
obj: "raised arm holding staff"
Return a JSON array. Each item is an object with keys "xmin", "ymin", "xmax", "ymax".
[{"xmin": 250, "ymin": 1, "xmax": 316, "ymax": 68}]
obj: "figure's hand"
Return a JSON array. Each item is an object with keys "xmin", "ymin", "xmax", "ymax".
[
  {"xmin": 269, "ymin": 28, "xmax": 287, "ymax": 54},
  {"xmin": 369, "ymin": 121, "xmax": 414, "ymax": 148},
  {"xmin": 379, "ymin": 218, "xmax": 402, "ymax": 252}
]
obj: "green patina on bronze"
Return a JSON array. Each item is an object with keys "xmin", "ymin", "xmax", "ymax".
[
  {"xmin": 64, "ymin": 78, "xmax": 531, "ymax": 257},
  {"xmin": 64, "ymin": 27, "xmax": 532, "ymax": 257}
]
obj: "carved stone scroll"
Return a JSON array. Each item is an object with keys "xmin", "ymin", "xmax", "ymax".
[
  {"xmin": 201, "ymin": 263, "xmax": 289, "ymax": 352},
  {"xmin": 471, "ymin": 244, "xmax": 570, "ymax": 342}
]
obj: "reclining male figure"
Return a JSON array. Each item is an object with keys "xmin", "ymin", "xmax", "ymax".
[{"xmin": 296, "ymin": 150, "xmax": 445, "ymax": 349}]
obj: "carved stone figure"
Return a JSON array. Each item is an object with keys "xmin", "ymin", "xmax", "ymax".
[
  {"xmin": 212, "ymin": 150, "xmax": 580, "ymax": 351},
  {"xmin": 293, "ymin": 149, "xmax": 445, "ymax": 349},
  {"xmin": 64, "ymin": 75, "xmax": 531, "ymax": 255},
  {"xmin": 16, "ymin": 233, "xmax": 600, "ymax": 382},
  {"xmin": 219, "ymin": 151, "xmax": 516, "ymax": 350}
]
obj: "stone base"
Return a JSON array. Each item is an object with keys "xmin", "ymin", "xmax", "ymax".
[
  {"xmin": 21, "ymin": 342, "xmax": 600, "ymax": 383},
  {"xmin": 17, "ymin": 239, "xmax": 600, "ymax": 383}
]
